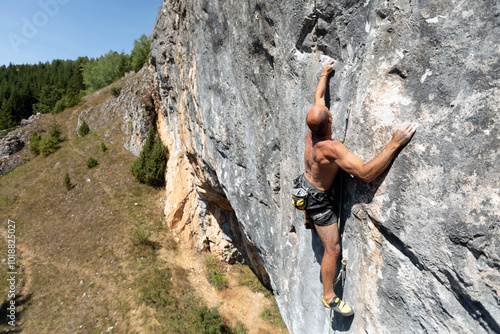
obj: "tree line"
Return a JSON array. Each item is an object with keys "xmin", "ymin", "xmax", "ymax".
[{"xmin": 0, "ymin": 34, "xmax": 150, "ymax": 132}]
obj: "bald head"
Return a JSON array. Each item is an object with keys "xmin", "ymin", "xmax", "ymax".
[{"xmin": 306, "ymin": 105, "xmax": 332, "ymax": 135}]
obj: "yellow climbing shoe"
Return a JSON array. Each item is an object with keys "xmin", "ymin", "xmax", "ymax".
[{"xmin": 322, "ymin": 295, "xmax": 354, "ymax": 316}]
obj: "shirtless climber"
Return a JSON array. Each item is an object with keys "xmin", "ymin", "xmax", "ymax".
[{"xmin": 300, "ymin": 59, "xmax": 418, "ymax": 316}]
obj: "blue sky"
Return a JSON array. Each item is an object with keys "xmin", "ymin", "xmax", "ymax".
[{"xmin": 0, "ymin": 0, "xmax": 162, "ymax": 66}]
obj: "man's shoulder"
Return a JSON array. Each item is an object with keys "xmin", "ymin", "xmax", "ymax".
[
  {"xmin": 320, "ymin": 138, "xmax": 343, "ymax": 148},
  {"xmin": 317, "ymin": 139, "xmax": 343, "ymax": 157}
]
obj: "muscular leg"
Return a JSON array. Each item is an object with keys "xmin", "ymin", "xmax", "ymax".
[{"xmin": 315, "ymin": 222, "xmax": 340, "ymax": 303}]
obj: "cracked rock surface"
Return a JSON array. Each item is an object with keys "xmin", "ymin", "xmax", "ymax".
[{"xmin": 150, "ymin": 0, "xmax": 499, "ymax": 333}]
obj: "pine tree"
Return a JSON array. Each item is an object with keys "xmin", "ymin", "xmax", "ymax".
[
  {"xmin": 64, "ymin": 172, "xmax": 72, "ymax": 191},
  {"xmin": 0, "ymin": 106, "xmax": 13, "ymax": 130},
  {"xmin": 39, "ymin": 118, "xmax": 62, "ymax": 156},
  {"xmin": 49, "ymin": 117, "xmax": 62, "ymax": 139},
  {"xmin": 144, "ymin": 135, "xmax": 168, "ymax": 187},
  {"xmin": 131, "ymin": 128, "xmax": 167, "ymax": 186},
  {"xmin": 86, "ymin": 156, "xmax": 98, "ymax": 168},
  {"xmin": 29, "ymin": 132, "xmax": 42, "ymax": 155},
  {"xmin": 40, "ymin": 135, "xmax": 60, "ymax": 156},
  {"xmin": 78, "ymin": 120, "xmax": 90, "ymax": 136}
]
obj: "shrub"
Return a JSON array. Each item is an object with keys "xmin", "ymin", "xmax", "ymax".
[
  {"xmin": 34, "ymin": 119, "xmax": 63, "ymax": 157},
  {"xmin": 52, "ymin": 90, "xmax": 83, "ymax": 113},
  {"xmin": 40, "ymin": 134, "xmax": 60, "ymax": 156},
  {"xmin": 49, "ymin": 118, "xmax": 62, "ymax": 139},
  {"xmin": 132, "ymin": 224, "xmax": 158, "ymax": 249},
  {"xmin": 110, "ymin": 86, "xmax": 122, "ymax": 97},
  {"xmin": 86, "ymin": 156, "xmax": 98, "ymax": 168},
  {"xmin": 29, "ymin": 132, "xmax": 42, "ymax": 155},
  {"xmin": 205, "ymin": 254, "xmax": 228, "ymax": 290},
  {"xmin": 78, "ymin": 120, "xmax": 90, "ymax": 136},
  {"xmin": 52, "ymin": 99, "xmax": 65, "ymax": 114},
  {"xmin": 64, "ymin": 172, "xmax": 72, "ymax": 191},
  {"xmin": 131, "ymin": 128, "xmax": 168, "ymax": 187},
  {"xmin": 210, "ymin": 273, "xmax": 229, "ymax": 290},
  {"xmin": 100, "ymin": 141, "xmax": 107, "ymax": 152}
]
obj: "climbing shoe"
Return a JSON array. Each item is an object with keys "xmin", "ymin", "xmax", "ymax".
[{"xmin": 322, "ymin": 295, "xmax": 354, "ymax": 316}]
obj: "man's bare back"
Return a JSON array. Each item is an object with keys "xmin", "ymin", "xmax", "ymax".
[{"xmin": 304, "ymin": 128, "xmax": 340, "ymax": 191}]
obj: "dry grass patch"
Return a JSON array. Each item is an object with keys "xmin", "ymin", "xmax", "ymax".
[{"xmin": 0, "ymin": 101, "xmax": 164, "ymax": 333}]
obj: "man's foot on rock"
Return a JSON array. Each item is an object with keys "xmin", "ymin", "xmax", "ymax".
[{"xmin": 322, "ymin": 295, "xmax": 354, "ymax": 316}]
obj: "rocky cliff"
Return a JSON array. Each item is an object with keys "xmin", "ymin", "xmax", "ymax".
[
  {"xmin": 76, "ymin": 68, "xmax": 155, "ymax": 156},
  {"xmin": 0, "ymin": 113, "xmax": 42, "ymax": 176},
  {"xmin": 150, "ymin": 0, "xmax": 499, "ymax": 333}
]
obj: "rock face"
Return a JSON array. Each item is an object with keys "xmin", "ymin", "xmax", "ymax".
[
  {"xmin": 150, "ymin": 0, "xmax": 499, "ymax": 333},
  {"xmin": 77, "ymin": 67, "xmax": 155, "ymax": 157},
  {"xmin": 0, "ymin": 113, "xmax": 43, "ymax": 176}
]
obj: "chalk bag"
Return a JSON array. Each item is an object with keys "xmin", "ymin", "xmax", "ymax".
[{"xmin": 291, "ymin": 187, "xmax": 308, "ymax": 210}]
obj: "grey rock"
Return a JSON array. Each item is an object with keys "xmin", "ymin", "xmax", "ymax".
[
  {"xmin": 0, "ymin": 155, "xmax": 23, "ymax": 176},
  {"xmin": 0, "ymin": 113, "xmax": 44, "ymax": 176},
  {"xmin": 0, "ymin": 136, "xmax": 24, "ymax": 157},
  {"xmin": 20, "ymin": 113, "xmax": 41, "ymax": 127},
  {"xmin": 77, "ymin": 66, "xmax": 155, "ymax": 156},
  {"xmin": 150, "ymin": 0, "xmax": 499, "ymax": 333}
]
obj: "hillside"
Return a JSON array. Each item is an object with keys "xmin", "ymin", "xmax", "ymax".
[{"xmin": 0, "ymin": 69, "xmax": 287, "ymax": 333}]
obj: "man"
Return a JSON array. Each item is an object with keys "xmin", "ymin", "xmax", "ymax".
[{"xmin": 301, "ymin": 59, "xmax": 418, "ymax": 316}]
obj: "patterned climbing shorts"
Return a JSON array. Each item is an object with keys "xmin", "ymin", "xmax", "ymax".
[{"xmin": 294, "ymin": 173, "xmax": 339, "ymax": 227}]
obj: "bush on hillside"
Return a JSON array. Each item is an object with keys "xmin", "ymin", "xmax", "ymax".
[
  {"xmin": 205, "ymin": 254, "xmax": 228, "ymax": 290},
  {"xmin": 29, "ymin": 132, "xmax": 42, "ymax": 155},
  {"xmin": 86, "ymin": 156, "xmax": 98, "ymax": 168},
  {"xmin": 78, "ymin": 120, "xmax": 90, "ymax": 137},
  {"xmin": 39, "ymin": 119, "xmax": 63, "ymax": 156},
  {"xmin": 40, "ymin": 134, "xmax": 60, "ymax": 156},
  {"xmin": 64, "ymin": 172, "xmax": 73, "ymax": 191},
  {"xmin": 52, "ymin": 90, "xmax": 83, "ymax": 114},
  {"xmin": 131, "ymin": 128, "xmax": 167, "ymax": 187},
  {"xmin": 49, "ymin": 118, "xmax": 62, "ymax": 139},
  {"xmin": 110, "ymin": 86, "xmax": 122, "ymax": 97}
]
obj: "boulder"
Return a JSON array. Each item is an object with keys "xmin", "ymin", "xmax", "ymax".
[{"xmin": 0, "ymin": 136, "xmax": 24, "ymax": 157}]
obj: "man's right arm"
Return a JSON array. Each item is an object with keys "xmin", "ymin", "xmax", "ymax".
[{"xmin": 329, "ymin": 122, "xmax": 418, "ymax": 182}]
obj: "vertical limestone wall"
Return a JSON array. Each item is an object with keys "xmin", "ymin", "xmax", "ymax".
[{"xmin": 150, "ymin": 0, "xmax": 499, "ymax": 333}]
